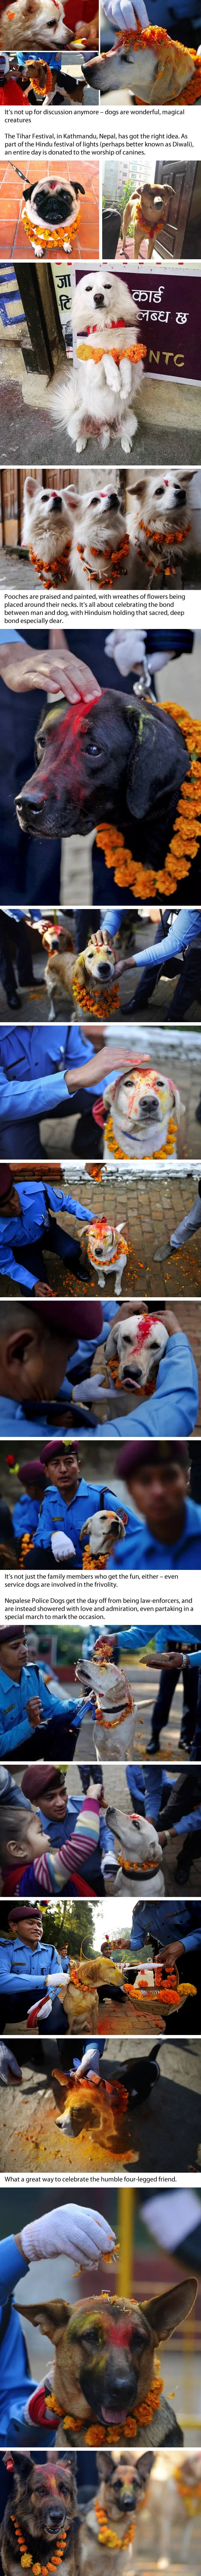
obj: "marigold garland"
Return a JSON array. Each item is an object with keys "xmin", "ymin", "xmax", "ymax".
[
  {"xmin": 174, "ymin": 2469, "xmax": 201, "ymax": 2511},
  {"xmin": 77, "ymin": 342, "xmax": 146, "ymax": 368},
  {"xmin": 132, "ymin": 200, "xmax": 165, "ymax": 237},
  {"xmin": 137, "ymin": 518, "xmax": 191, "ymax": 586},
  {"xmin": 93, "ymin": 1695, "xmax": 133, "ymax": 1731},
  {"xmin": 29, "ymin": 540, "xmax": 71, "ymax": 591},
  {"xmin": 77, "ymin": 537, "xmax": 129, "ymax": 588},
  {"xmin": 10, "ymin": 2519, "xmax": 68, "ymax": 2572},
  {"xmin": 94, "ymin": 2506, "xmax": 136, "ymax": 2549},
  {"xmin": 27, "ymin": 61, "xmax": 53, "ymax": 93},
  {"xmin": 84, "ymin": 2373, "xmax": 164, "ymax": 2445},
  {"xmin": 22, "ymin": 206, "xmax": 81, "ymax": 255},
  {"xmin": 72, "ymin": 963, "xmax": 120, "ymax": 1018},
  {"xmin": 104, "ymin": 1110, "xmax": 177, "ymax": 1163}
]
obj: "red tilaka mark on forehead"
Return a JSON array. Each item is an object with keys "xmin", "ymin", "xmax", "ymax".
[{"xmin": 102, "ymin": 2318, "xmax": 146, "ymax": 2349}]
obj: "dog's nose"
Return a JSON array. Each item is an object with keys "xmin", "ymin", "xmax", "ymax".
[
  {"xmin": 174, "ymin": 485, "xmax": 186, "ymax": 507},
  {"xmin": 94, "ymin": 293, "xmax": 105, "ymax": 307},
  {"xmin": 108, "ymin": 492, "xmax": 121, "ymax": 512},
  {"xmin": 51, "ymin": 494, "xmax": 62, "ymax": 513},
  {"xmin": 15, "ymin": 789, "xmax": 46, "ymax": 829},
  {"xmin": 97, "ymin": 960, "xmax": 111, "ymax": 979}
]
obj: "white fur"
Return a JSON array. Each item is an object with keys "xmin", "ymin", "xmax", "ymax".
[
  {"xmin": 106, "ymin": 1311, "xmax": 168, "ymax": 1387},
  {"xmin": 1, "ymin": 0, "xmax": 65, "ymax": 41},
  {"xmin": 76, "ymin": 1646, "xmax": 138, "ymax": 1757},
  {"xmin": 22, "ymin": 477, "xmax": 74, "ymax": 581},
  {"xmin": 103, "ymin": 1067, "xmax": 185, "ymax": 1159},
  {"xmin": 51, "ymin": 269, "xmax": 144, "ymax": 455},
  {"xmin": 70, "ymin": 483, "xmax": 133, "ymax": 586},
  {"xmin": 107, "ymin": 1805, "xmax": 165, "ymax": 1893},
  {"xmin": 80, "ymin": 1506, "xmax": 126, "ymax": 1559},
  {"xmin": 126, "ymin": 469, "xmax": 201, "ymax": 586},
  {"xmin": 98, "ymin": 33, "xmax": 196, "ymax": 98}
]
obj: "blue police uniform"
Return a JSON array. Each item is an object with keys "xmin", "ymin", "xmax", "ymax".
[
  {"xmin": 0, "ymin": 1324, "xmax": 198, "ymax": 1443},
  {"xmin": 12, "ymin": 1497, "xmax": 39, "ymax": 1543},
  {"xmin": 111, "ymin": 1495, "xmax": 201, "ymax": 1572},
  {"xmin": 0, "ymin": 1181, "xmax": 94, "ymax": 1291},
  {"xmin": 32, "ymin": 1477, "xmax": 133, "ymax": 1568},
  {"xmin": 0, "ymin": 1936, "xmax": 69, "ymax": 1992},
  {"xmin": 0, "ymin": 2236, "xmax": 34, "ymax": 2437},
  {"xmin": 0, "ymin": 1663, "xmax": 75, "ymax": 1756},
  {"xmin": 129, "ymin": 1901, "xmax": 201, "ymax": 1952},
  {"xmin": 0, "ymin": 1023, "xmax": 112, "ymax": 1155}
]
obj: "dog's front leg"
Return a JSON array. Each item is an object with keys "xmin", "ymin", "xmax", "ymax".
[
  {"xmin": 119, "ymin": 356, "xmax": 132, "ymax": 397},
  {"xmin": 104, "ymin": 353, "xmax": 120, "ymax": 390},
  {"xmin": 121, "ymin": 408, "xmax": 138, "ymax": 451}
]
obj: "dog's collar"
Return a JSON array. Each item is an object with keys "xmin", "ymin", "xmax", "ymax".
[{"xmin": 10, "ymin": 2513, "xmax": 69, "ymax": 2572}]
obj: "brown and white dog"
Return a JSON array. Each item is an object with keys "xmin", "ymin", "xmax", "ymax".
[
  {"xmin": 15, "ymin": 2279, "xmax": 198, "ymax": 2446},
  {"xmin": 126, "ymin": 469, "xmax": 201, "ymax": 587},
  {"xmin": 51, "ymin": 269, "xmax": 145, "ymax": 456},
  {"xmin": 80, "ymin": 1506, "xmax": 127, "ymax": 1560},
  {"xmin": 80, "ymin": 2448, "xmax": 154, "ymax": 2576},
  {"xmin": 103, "ymin": 1065, "xmax": 184, "ymax": 1159},
  {"xmin": 0, "ymin": 2455, "xmax": 78, "ymax": 2576},
  {"xmin": 121, "ymin": 183, "xmax": 170, "ymax": 261},
  {"xmin": 44, "ymin": 922, "xmax": 132, "ymax": 1021},
  {"xmin": 89, "ymin": 36, "xmax": 200, "ymax": 101},
  {"xmin": 1, "ymin": 0, "xmax": 66, "ymax": 44},
  {"xmin": 79, "ymin": 1218, "xmax": 129, "ymax": 1295}
]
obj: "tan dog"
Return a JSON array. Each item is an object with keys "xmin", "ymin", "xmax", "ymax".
[
  {"xmin": 121, "ymin": 183, "xmax": 170, "ymax": 261},
  {"xmin": 16, "ymin": 2279, "xmax": 198, "ymax": 2446},
  {"xmin": 56, "ymin": 1955, "xmax": 124, "ymax": 2034},
  {"xmin": 147, "ymin": 2450, "xmax": 201, "ymax": 2566},
  {"xmin": 94, "ymin": 36, "xmax": 200, "ymax": 101},
  {"xmin": 80, "ymin": 2449, "xmax": 154, "ymax": 2576},
  {"xmin": 0, "ymin": 2457, "xmax": 78, "ymax": 2576}
]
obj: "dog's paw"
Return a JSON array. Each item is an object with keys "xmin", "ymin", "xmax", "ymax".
[
  {"xmin": 119, "ymin": 358, "xmax": 132, "ymax": 391},
  {"xmin": 76, "ymin": 434, "xmax": 88, "ymax": 452},
  {"xmin": 101, "ymin": 429, "xmax": 110, "ymax": 447},
  {"xmin": 105, "ymin": 356, "xmax": 119, "ymax": 389}
]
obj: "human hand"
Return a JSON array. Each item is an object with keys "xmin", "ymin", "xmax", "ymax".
[
  {"xmin": 157, "ymin": 1941, "xmax": 185, "ymax": 1966},
  {"xmin": 27, "ymin": 1697, "xmax": 41, "ymax": 1726},
  {"xmin": 34, "ymin": 1282, "xmax": 54, "ymax": 1298},
  {"xmin": 19, "ymin": 2204, "xmax": 116, "ymax": 2269},
  {"xmin": 48, "ymin": 636, "xmax": 101, "ymax": 704},
  {"xmin": 0, "ymin": 2043, "xmax": 22, "ymax": 2085}
]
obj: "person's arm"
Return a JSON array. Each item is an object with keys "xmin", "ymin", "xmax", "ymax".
[
  {"xmin": 62, "ymin": 1193, "xmax": 95, "ymax": 1224},
  {"xmin": 0, "ymin": 1246, "xmax": 40, "ymax": 1291},
  {"xmin": 129, "ymin": 909, "xmax": 200, "ymax": 973},
  {"xmin": 18, "ymin": 2205, "xmax": 116, "ymax": 2268},
  {"xmin": 0, "ymin": 642, "xmax": 101, "ymax": 703},
  {"xmin": 0, "ymin": 2237, "xmax": 29, "ymax": 2301},
  {"xmin": 65, "ymin": 1044, "xmax": 134, "ymax": 1096},
  {"xmin": 0, "ymin": 1070, "xmax": 69, "ymax": 1125},
  {"xmin": 168, "ymin": 1808, "xmax": 201, "ymax": 1837}
]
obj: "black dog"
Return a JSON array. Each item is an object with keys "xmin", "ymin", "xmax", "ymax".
[
  {"xmin": 15, "ymin": 689, "xmax": 194, "ymax": 902},
  {"xmin": 0, "ymin": 2454, "xmax": 79, "ymax": 2576}
]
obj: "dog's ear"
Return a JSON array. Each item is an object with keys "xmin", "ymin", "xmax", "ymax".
[
  {"xmin": 13, "ymin": 2456, "xmax": 32, "ymax": 2484},
  {"xmin": 24, "ymin": 477, "xmax": 36, "ymax": 499},
  {"xmin": 126, "ymin": 703, "xmax": 168, "ymax": 822},
  {"xmin": 74, "ymin": 181, "xmax": 85, "ymax": 196},
  {"xmin": 15, "ymin": 2299, "xmax": 71, "ymax": 2343},
  {"xmin": 141, "ymin": 2276, "xmax": 198, "ymax": 2343}
]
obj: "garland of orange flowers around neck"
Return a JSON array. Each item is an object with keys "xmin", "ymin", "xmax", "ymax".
[
  {"xmin": 94, "ymin": 2505, "xmax": 136, "ymax": 2548},
  {"xmin": 10, "ymin": 2519, "xmax": 68, "ymax": 2572},
  {"xmin": 112, "ymin": 22, "xmax": 201, "ymax": 98},
  {"xmin": 77, "ymin": 537, "xmax": 129, "ymax": 587},
  {"xmin": 72, "ymin": 962, "xmax": 120, "ymax": 1018},
  {"xmin": 174, "ymin": 2469, "xmax": 201, "ymax": 2510},
  {"xmin": 104, "ymin": 1110, "xmax": 178, "ymax": 1163},
  {"xmin": 96, "ymin": 702, "xmax": 201, "ymax": 899},
  {"xmin": 29, "ymin": 541, "xmax": 71, "ymax": 591},
  {"xmin": 56, "ymin": 2366, "xmax": 164, "ymax": 2443},
  {"xmin": 22, "ymin": 208, "xmax": 80, "ymax": 254},
  {"xmin": 137, "ymin": 520, "xmax": 191, "ymax": 582}
]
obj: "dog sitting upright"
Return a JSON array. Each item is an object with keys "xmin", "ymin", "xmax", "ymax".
[
  {"xmin": 126, "ymin": 470, "xmax": 201, "ymax": 588},
  {"xmin": 69, "ymin": 484, "xmax": 133, "ymax": 588},
  {"xmin": 20, "ymin": 176, "xmax": 85, "ymax": 258},
  {"xmin": 80, "ymin": 2448, "xmax": 154, "ymax": 2576},
  {"xmin": 0, "ymin": 2454, "xmax": 78, "ymax": 2576},
  {"xmin": 51, "ymin": 269, "xmax": 145, "ymax": 456},
  {"xmin": 22, "ymin": 479, "xmax": 76, "ymax": 588},
  {"xmin": 16, "ymin": 2278, "xmax": 198, "ymax": 2446}
]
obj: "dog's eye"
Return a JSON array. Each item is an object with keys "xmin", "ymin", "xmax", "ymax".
[
  {"xmin": 86, "ymin": 744, "xmax": 103, "ymax": 762},
  {"xmin": 155, "ymin": 484, "xmax": 165, "ymax": 495}
]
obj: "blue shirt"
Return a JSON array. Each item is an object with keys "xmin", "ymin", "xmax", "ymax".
[
  {"xmin": 0, "ymin": 1182, "xmax": 93, "ymax": 1291},
  {"xmin": 33, "ymin": 1477, "xmax": 129, "ymax": 1569},
  {"xmin": 12, "ymin": 1496, "xmax": 39, "ymax": 1540},
  {"xmin": 0, "ymin": 1936, "xmax": 69, "ymax": 1993},
  {"xmin": 0, "ymin": 1661, "xmax": 71, "ymax": 1754},
  {"xmin": 135, "ymin": 909, "xmax": 201, "ymax": 971},
  {"xmin": 0, "ymin": 2237, "xmax": 34, "ymax": 2439},
  {"xmin": 112, "ymin": 1496, "xmax": 201, "ymax": 1573},
  {"xmin": 130, "ymin": 1901, "xmax": 201, "ymax": 1953}
]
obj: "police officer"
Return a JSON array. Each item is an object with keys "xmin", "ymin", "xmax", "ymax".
[
  {"xmin": 0, "ymin": 1902, "xmax": 70, "ymax": 2030},
  {"xmin": 0, "ymin": 1164, "xmax": 95, "ymax": 1291},
  {"xmin": 113, "ymin": 1898, "xmax": 201, "ymax": 2031},
  {"xmin": 31, "ymin": 1438, "xmax": 133, "ymax": 1572},
  {"xmin": 0, "ymin": 1626, "xmax": 79, "ymax": 1760}
]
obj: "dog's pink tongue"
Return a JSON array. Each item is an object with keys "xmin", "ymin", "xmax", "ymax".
[{"xmin": 101, "ymin": 2407, "xmax": 126, "ymax": 2425}]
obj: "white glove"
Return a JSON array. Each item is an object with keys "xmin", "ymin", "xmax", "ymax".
[
  {"xmin": 105, "ymin": 630, "xmax": 147, "ymax": 675},
  {"xmin": 51, "ymin": 1533, "xmax": 75, "ymax": 1562},
  {"xmin": 20, "ymin": 2204, "xmax": 116, "ymax": 2268},
  {"xmin": 103, "ymin": 0, "xmax": 148, "ymax": 22},
  {"xmin": 0, "ymin": 2042, "xmax": 21, "ymax": 2083},
  {"xmin": 73, "ymin": 1377, "xmax": 105, "ymax": 1403}
]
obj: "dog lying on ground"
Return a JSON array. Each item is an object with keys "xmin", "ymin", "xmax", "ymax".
[
  {"xmin": 54, "ymin": 2068, "xmax": 130, "ymax": 2161},
  {"xmin": 16, "ymin": 689, "xmax": 192, "ymax": 905},
  {"xmin": 105, "ymin": 1804, "xmax": 165, "ymax": 1894},
  {"xmin": 76, "ymin": 1641, "xmax": 138, "ymax": 1758},
  {"xmin": 89, "ymin": 36, "xmax": 200, "ymax": 100},
  {"xmin": 51, "ymin": 269, "xmax": 145, "ymax": 456},
  {"xmin": 19, "ymin": 175, "xmax": 85, "ymax": 257},
  {"xmin": 80, "ymin": 2448, "xmax": 154, "ymax": 2576},
  {"xmin": 1, "ymin": 0, "xmax": 66, "ymax": 44},
  {"xmin": 16, "ymin": 2278, "xmax": 198, "ymax": 2445},
  {"xmin": 126, "ymin": 469, "xmax": 200, "ymax": 587},
  {"xmin": 121, "ymin": 182, "xmax": 170, "ymax": 260},
  {"xmin": 148, "ymin": 2449, "xmax": 201, "ymax": 2566},
  {"xmin": 0, "ymin": 2454, "xmax": 78, "ymax": 2576},
  {"xmin": 103, "ymin": 1066, "xmax": 184, "ymax": 1159}
]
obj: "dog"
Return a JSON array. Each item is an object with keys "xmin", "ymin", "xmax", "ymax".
[
  {"xmin": 126, "ymin": 469, "xmax": 201, "ymax": 587},
  {"xmin": 0, "ymin": 2454, "xmax": 78, "ymax": 2576},
  {"xmin": 79, "ymin": 1218, "xmax": 129, "ymax": 1294},
  {"xmin": 51, "ymin": 269, "xmax": 145, "ymax": 456},
  {"xmin": 22, "ymin": 479, "xmax": 76, "ymax": 586},
  {"xmin": 53, "ymin": 1953, "xmax": 125, "ymax": 2035},
  {"xmin": 103, "ymin": 1065, "xmax": 184, "ymax": 1160},
  {"xmin": 53, "ymin": 2067, "xmax": 130, "ymax": 2162},
  {"xmin": 148, "ymin": 2450, "xmax": 201, "ymax": 2567},
  {"xmin": 105, "ymin": 1804, "xmax": 165, "ymax": 1894},
  {"xmin": 105, "ymin": 1310, "xmax": 168, "ymax": 1387},
  {"xmin": 89, "ymin": 36, "xmax": 200, "ymax": 100},
  {"xmin": 1, "ymin": 0, "xmax": 66, "ymax": 44},
  {"xmin": 16, "ymin": 690, "xmax": 192, "ymax": 907},
  {"xmin": 69, "ymin": 485, "xmax": 134, "ymax": 587},
  {"xmin": 76, "ymin": 1640, "xmax": 138, "ymax": 1758},
  {"xmin": 80, "ymin": 1506, "xmax": 126, "ymax": 1560},
  {"xmin": 19, "ymin": 176, "xmax": 85, "ymax": 257},
  {"xmin": 44, "ymin": 922, "xmax": 132, "ymax": 1021},
  {"xmin": 16, "ymin": 2278, "xmax": 198, "ymax": 2446},
  {"xmin": 80, "ymin": 2448, "xmax": 154, "ymax": 2576},
  {"xmin": 121, "ymin": 183, "xmax": 170, "ymax": 261}
]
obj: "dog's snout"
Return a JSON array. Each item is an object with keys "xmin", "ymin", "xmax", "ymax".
[
  {"xmin": 97, "ymin": 960, "xmax": 111, "ymax": 979},
  {"xmin": 51, "ymin": 494, "xmax": 62, "ymax": 513},
  {"xmin": 94, "ymin": 292, "xmax": 105, "ymax": 307},
  {"xmin": 15, "ymin": 788, "xmax": 46, "ymax": 830},
  {"xmin": 108, "ymin": 492, "xmax": 120, "ymax": 513}
]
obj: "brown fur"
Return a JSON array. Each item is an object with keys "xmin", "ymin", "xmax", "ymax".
[
  {"xmin": 80, "ymin": 2449, "xmax": 154, "ymax": 2576},
  {"xmin": 121, "ymin": 183, "xmax": 170, "ymax": 259},
  {"xmin": 0, "ymin": 2457, "xmax": 78, "ymax": 2576},
  {"xmin": 15, "ymin": 2282, "xmax": 198, "ymax": 2446},
  {"xmin": 54, "ymin": 2070, "xmax": 129, "ymax": 2161}
]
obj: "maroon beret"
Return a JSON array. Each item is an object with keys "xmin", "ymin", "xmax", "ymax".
[
  {"xmin": 8, "ymin": 1903, "xmax": 43, "ymax": 1926},
  {"xmin": 0, "ymin": 1166, "xmax": 13, "ymax": 1201},
  {"xmin": 118, "ymin": 1438, "xmax": 189, "ymax": 1482},
  {"xmin": 36, "ymin": 1298, "xmax": 103, "ymax": 1342},
  {"xmin": 21, "ymin": 1764, "xmax": 59, "ymax": 1801}
]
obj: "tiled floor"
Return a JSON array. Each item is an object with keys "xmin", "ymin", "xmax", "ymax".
[{"xmin": 0, "ymin": 160, "xmax": 99, "ymax": 260}]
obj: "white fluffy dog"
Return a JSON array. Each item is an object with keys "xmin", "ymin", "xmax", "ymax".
[
  {"xmin": 52, "ymin": 268, "xmax": 145, "ymax": 455},
  {"xmin": 1, "ymin": 0, "xmax": 65, "ymax": 40},
  {"xmin": 126, "ymin": 469, "xmax": 201, "ymax": 587},
  {"xmin": 22, "ymin": 478, "xmax": 75, "ymax": 584},
  {"xmin": 70, "ymin": 482, "xmax": 133, "ymax": 586}
]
